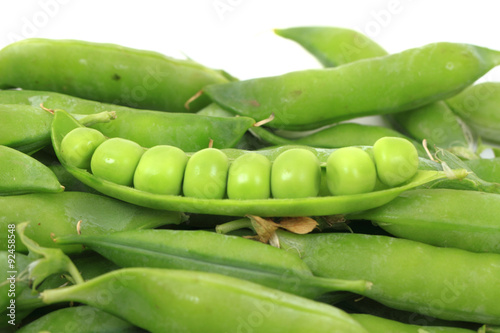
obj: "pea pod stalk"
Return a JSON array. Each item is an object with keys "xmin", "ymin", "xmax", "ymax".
[
  {"xmin": 41, "ymin": 268, "xmax": 370, "ymax": 333},
  {"xmin": 275, "ymin": 230, "xmax": 500, "ymax": 325},
  {"xmin": 55, "ymin": 229, "xmax": 372, "ymax": 299}
]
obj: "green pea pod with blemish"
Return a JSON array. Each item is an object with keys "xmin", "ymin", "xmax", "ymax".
[
  {"xmin": 464, "ymin": 157, "xmax": 500, "ymax": 183},
  {"xmin": 0, "ymin": 192, "xmax": 184, "ymax": 254},
  {"xmin": 0, "ymin": 90, "xmax": 256, "ymax": 151},
  {"xmin": 55, "ymin": 229, "xmax": 371, "ymax": 299},
  {"xmin": 0, "ymin": 38, "xmax": 229, "ymax": 112},
  {"xmin": 41, "ymin": 267, "xmax": 370, "ymax": 333},
  {"xmin": 0, "ymin": 145, "xmax": 64, "ymax": 195},
  {"xmin": 52, "ymin": 108, "xmax": 456, "ymax": 216},
  {"xmin": 275, "ymin": 230, "xmax": 500, "ymax": 325},
  {"xmin": 446, "ymin": 82, "xmax": 500, "ymax": 144},
  {"xmin": 273, "ymin": 27, "xmax": 476, "ymax": 155},
  {"xmin": 17, "ymin": 306, "xmax": 145, "ymax": 333},
  {"xmin": 204, "ymin": 42, "xmax": 500, "ymax": 130},
  {"xmin": 347, "ymin": 188, "xmax": 500, "ymax": 254},
  {"xmin": 351, "ymin": 314, "xmax": 477, "ymax": 333}
]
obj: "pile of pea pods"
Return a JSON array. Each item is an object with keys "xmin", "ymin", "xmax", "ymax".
[{"xmin": 1, "ymin": 26, "xmax": 500, "ymax": 333}]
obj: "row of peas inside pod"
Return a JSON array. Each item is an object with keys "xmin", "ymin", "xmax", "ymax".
[{"xmin": 60, "ymin": 124, "xmax": 419, "ymax": 199}]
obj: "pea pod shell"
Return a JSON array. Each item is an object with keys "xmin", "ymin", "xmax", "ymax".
[
  {"xmin": 0, "ymin": 89, "xmax": 255, "ymax": 151},
  {"xmin": 56, "ymin": 229, "xmax": 370, "ymax": 298},
  {"xmin": 0, "ymin": 192, "xmax": 184, "ymax": 253},
  {"xmin": 0, "ymin": 145, "xmax": 63, "ymax": 195},
  {"xmin": 17, "ymin": 306, "xmax": 142, "ymax": 333},
  {"xmin": 276, "ymin": 231, "xmax": 500, "ymax": 325},
  {"xmin": 347, "ymin": 188, "xmax": 500, "ymax": 254},
  {"xmin": 205, "ymin": 42, "xmax": 500, "ymax": 130},
  {"xmin": 0, "ymin": 38, "xmax": 228, "ymax": 112},
  {"xmin": 52, "ymin": 109, "xmax": 452, "ymax": 217},
  {"xmin": 41, "ymin": 268, "xmax": 369, "ymax": 333}
]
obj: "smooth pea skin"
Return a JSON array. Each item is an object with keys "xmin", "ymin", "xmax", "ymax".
[
  {"xmin": 326, "ymin": 147, "xmax": 376, "ymax": 196},
  {"xmin": 271, "ymin": 148, "xmax": 321, "ymax": 198},
  {"xmin": 373, "ymin": 137, "xmax": 418, "ymax": 187},
  {"xmin": 227, "ymin": 153, "xmax": 271, "ymax": 199},
  {"xmin": 41, "ymin": 268, "xmax": 369, "ymax": 333},
  {"xmin": 60, "ymin": 127, "xmax": 106, "ymax": 169},
  {"xmin": 91, "ymin": 137, "xmax": 144, "ymax": 186},
  {"xmin": 183, "ymin": 148, "xmax": 229, "ymax": 199},
  {"xmin": 134, "ymin": 145, "xmax": 187, "ymax": 195}
]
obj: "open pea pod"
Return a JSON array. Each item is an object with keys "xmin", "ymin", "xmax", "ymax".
[{"xmin": 52, "ymin": 109, "xmax": 457, "ymax": 217}]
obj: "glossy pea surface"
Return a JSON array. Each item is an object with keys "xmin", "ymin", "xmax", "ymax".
[
  {"xmin": 134, "ymin": 145, "xmax": 187, "ymax": 195},
  {"xmin": 373, "ymin": 137, "xmax": 418, "ymax": 187},
  {"xmin": 60, "ymin": 127, "xmax": 106, "ymax": 169},
  {"xmin": 326, "ymin": 147, "xmax": 376, "ymax": 196},
  {"xmin": 271, "ymin": 148, "xmax": 320, "ymax": 199},
  {"xmin": 183, "ymin": 148, "xmax": 229, "ymax": 199},
  {"xmin": 90, "ymin": 137, "xmax": 144, "ymax": 186},
  {"xmin": 227, "ymin": 153, "xmax": 271, "ymax": 199}
]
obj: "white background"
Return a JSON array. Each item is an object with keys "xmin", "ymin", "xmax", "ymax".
[{"xmin": 1, "ymin": 0, "xmax": 500, "ymax": 81}]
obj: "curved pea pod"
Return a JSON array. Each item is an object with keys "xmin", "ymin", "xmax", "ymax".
[
  {"xmin": 0, "ymin": 145, "xmax": 63, "ymax": 195},
  {"xmin": 0, "ymin": 90, "xmax": 255, "ymax": 151},
  {"xmin": 51, "ymin": 109, "xmax": 456, "ymax": 217},
  {"xmin": 0, "ymin": 192, "xmax": 185, "ymax": 254},
  {"xmin": 205, "ymin": 42, "xmax": 500, "ymax": 130},
  {"xmin": 446, "ymin": 82, "xmax": 500, "ymax": 144},
  {"xmin": 276, "ymin": 231, "xmax": 500, "ymax": 325},
  {"xmin": 41, "ymin": 267, "xmax": 369, "ymax": 333},
  {"xmin": 351, "ymin": 314, "xmax": 477, "ymax": 333},
  {"xmin": 250, "ymin": 123, "xmax": 427, "ymax": 156},
  {"xmin": 0, "ymin": 104, "xmax": 53, "ymax": 154},
  {"xmin": 17, "ymin": 306, "xmax": 144, "ymax": 333},
  {"xmin": 346, "ymin": 188, "xmax": 500, "ymax": 254},
  {"xmin": 0, "ymin": 38, "xmax": 229, "ymax": 112},
  {"xmin": 55, "ymin": 229, "xmax": 371, "ymax": 299},
  {"xmin": 274, "ymin": 27, "xmax": 477, "ymax": 156},
  {"xmin": 274, "ymin": 26, "xmax": 387, "ymax": 67},
  {"xmin": 464, "ymin": 157, "xmax": 500, "ymax": 183}
]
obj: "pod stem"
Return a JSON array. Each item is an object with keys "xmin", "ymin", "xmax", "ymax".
[
  {"xmin": 74, "ymin": 111, "xmax": 117, "ymax": 126},
  {"xmin": 216, "ymin": 218, "xmax": 253, "ymax": 234}
]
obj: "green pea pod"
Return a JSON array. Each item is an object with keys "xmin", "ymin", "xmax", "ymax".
[
  {"xmin": 275, "ymin": 230, "xmax": 500, "ymax": 325},
  {"xmin": 250, "ymin": 123, "xmax": 427, "ymax": 156},
  {"xmin": 0, "ymin": 145, "xmax": 63, "ymax": 195},
  {"xmin": 351, "ymin": 314, "xmax": 477, "ymax": 333},
  {"xmin": 274, "ymin": 26, "xmax": 388, "ymax": 67},
  {"xmin": 17, "ymin": 306, "xmax": 144, "ymax": 333},
  {"xmin": 51, "ymin": 109, "xmax": 455, "ymax": 217},
  {"xmin": 205, "ymin": 42, "xmax": 500, "ymax": 130},
  {"xmin": 41, "ymin": 267, "xmax": 369, "ymax": 333},
  {"xmin": 0, "ymin": 192, "xmax": 185, "ymax": 254},
  {"xmin": 55, "ymin": 229, "xmax": 371, "ymax": 299},
  {"xmin": 347, "ymin": 188, "xmax": 500, "ymax": 254},
  {"xmin": 464, "ymin": 157, "xmax": 500, "ymax": 183},
  {"xmin": 0, "ymin": 90, "xmax": 255, "ymax": 151},
  {"xmin": 0, "ymin": 104, "xmax": 53, "ymax": 154},
  {"xmin": 274, "ymin": 27, "xmax": 476, "ymax": 155},
  {"xmin": 446, "ymin": 82, "xmax": 500, "ymax": 144},
  {"xmin": 0, "ymin": 38, "xmax": 229, "ymax": 112}
]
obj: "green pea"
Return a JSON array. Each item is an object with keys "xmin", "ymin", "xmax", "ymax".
[
  {"xmin": 227, "ymin": 153, "xmax": 271, "ymax": 200},
  {"xmin": 60, "ymin": 127, "xmax": 106, "ymax": 169},
  {"xmin": 271, "ymin": 148, "xmax": 320, "ymax": 198},
  {"xmin": 90, "ymin": 137, "xmax": 144, "ymax": 186},
  {"xmin": 326, "ymin": 147, "xmax": 376, "ymax": 196},
  {"xmin": 133, "ymin": 145, "xmax": 187, "ymax": 195},
  {"xmin": 183, "ymin": 148, "xmax": 228, "ymax": 199},
  {"xmin": 373, "ymin": 137, "xmax": 418, "ymax": 187}
]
